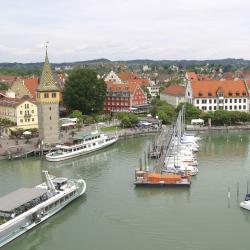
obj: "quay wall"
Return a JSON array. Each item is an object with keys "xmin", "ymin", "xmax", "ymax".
[{"xmin": 186, "ymin": 125, "xmax": 250, "ymax": 132}]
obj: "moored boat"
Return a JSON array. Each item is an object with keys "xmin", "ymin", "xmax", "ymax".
[
  {"xmin": 0, "ymin": 171, "xmax": 86, "ymax": 248},
  {"xmin": 134, "ymin": 170, "xmax": 191, "ymax": 186},
  {"xmin": 46, "ymin": 130, "xmax": 118, "ymax": 162},
  {"xmin": 240, "ymin": 193, "xmax": 250, "ymax": 210}
]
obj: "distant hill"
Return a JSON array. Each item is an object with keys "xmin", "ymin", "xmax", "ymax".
[{"xmin": 1, "ymin": 58, "xmax": 250, "ymax": 70}]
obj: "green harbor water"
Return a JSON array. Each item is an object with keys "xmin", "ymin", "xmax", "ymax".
[{"xmin": 1, "ymin": 132, "xmax": 250, "ymax": 250}]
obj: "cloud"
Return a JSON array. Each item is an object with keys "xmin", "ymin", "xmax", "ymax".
[{"xmin": 0, "ymin": 0, "xmax": 250, "ymax": 62}]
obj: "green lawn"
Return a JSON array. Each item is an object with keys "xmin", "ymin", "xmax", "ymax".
[{"xmin": 100, "ymin": 126, "xmax": 120, "ymax": 132}]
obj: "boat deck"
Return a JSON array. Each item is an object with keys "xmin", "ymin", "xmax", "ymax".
[{"xmin": 134, "ymin": 179, "xmax": 191, "ymax": 187}]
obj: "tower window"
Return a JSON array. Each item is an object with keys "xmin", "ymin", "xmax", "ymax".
[
  {"xmin": 44, "ymin": 93, "xmax": 49, "ymax": 98},
  {"xmin": 52, "ymin": 92, "xmax": 57, "ymax": 98},
  {"xmin": 49, "ymin": 107, "xmax": 51, "ymax": 111},
  {"xmin": 50, "ymin": 116, "xmax": 52, "ymax": 120}
]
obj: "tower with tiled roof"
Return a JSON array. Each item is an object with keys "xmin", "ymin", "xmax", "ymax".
[{"xmin": 36, "ymin": 47, "xmax": 60, "ymax": 144}]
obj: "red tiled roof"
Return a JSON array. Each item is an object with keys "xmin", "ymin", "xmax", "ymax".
[
  {"xmin": 186, "ymin": 72, "xmax": 197, "ymax": 80},
  {"xmin": 23, "ymin": 78, "xmax": 39, "ymax": 98},
  {"xmin": 162, "ymin": 85, "xmax": 186, "ymax": 97},
  {"xmin": 118, "ymin": 72, "xmax": 139, "ymax": 81},
  {"xmin": 192, "ymin": 80, "xmax": 249, "ymax": 98},
  {"xmin": 106, "ymin": 81, "xmax": 140, "ymax": 94}
]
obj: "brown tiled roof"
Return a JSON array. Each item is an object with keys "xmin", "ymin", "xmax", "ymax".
[
  {"xmin": 0, "ymin": 97, "xmax": 36, "ymax": 107},
  {"xmin": 192, "ymin": 80, "xmax": 248, "ymax": 98},
  {"xmin": 0, "ymin": 76, "xmax": 18, "ymax": 83},
  {"xmin": 162, "ymin": 85, "xmax": 186, "ymax": 97}
]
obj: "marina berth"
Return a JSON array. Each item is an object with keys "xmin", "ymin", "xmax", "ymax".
[
  {"xmin": 46, "ymin": 130, "xmax": 118, "ymax": 162},
  {"xmin": 0, "ymin": 171, "xmax": 86, "ymax": 248}
]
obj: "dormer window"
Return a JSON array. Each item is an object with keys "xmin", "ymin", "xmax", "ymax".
[
  {"xmin": 217, "ymin": 92, "xmax": 223, "ymax": 97},
  {"xmin": 208, "ymin": 92, "xmax": 212, "ymax": 97},
  {"xmin": 236, "ymin": 92, "xmax": 240, "ymax": 96},
  {"xmin": 242, "ymin": 92, "xmax": 246, "ymax": 96},
  {"xmin": 228, "ymin": 92, "xmax": 232, "ymax": 96},
  {"xmin": 198, "ymin": 92, "xmax": 203, "ymax": 97}
]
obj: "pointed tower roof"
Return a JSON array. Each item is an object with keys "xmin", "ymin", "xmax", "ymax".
[{"xmin": 37, "ymin": 48, "xmax": 59, "ymax": 92}]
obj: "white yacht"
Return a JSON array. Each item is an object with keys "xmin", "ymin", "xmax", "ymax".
[
  {"xmin": 46, "ymin": 130, "xmax": 118, "ymax": 162},
  {"xmin": 0, "ymin": 171, "xmax": 86, "ymax": 248}
]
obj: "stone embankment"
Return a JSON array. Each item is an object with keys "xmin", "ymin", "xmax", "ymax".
[{"xmin": 186, "ymin": 124, "xmax": 250, "ymax": 132}]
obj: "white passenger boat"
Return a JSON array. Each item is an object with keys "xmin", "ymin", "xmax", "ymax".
[
  {"xmin": 0, "ymin": 171, "xmax": 86, "ymax": 248},
  {"xmin": 46, "ymin": 130, "xmax": 118, "ymax": 162}
]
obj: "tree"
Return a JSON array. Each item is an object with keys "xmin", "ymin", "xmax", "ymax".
[
  {"xmin": 176, "ymin": 103, "xmax": 201, "ymax": 123},
  {"xmin": 63, "ymin": 68, "xmax": 107, "ymax": 114},
  {"xmin": 70, "ymin": 110, "xmax": 84, "ymax": 131},
  {"xmin": 0, "ymin": 82, "xmax": 10, "ymax": 91},
  {"xmin": 151, "ymin": 99, "xmax": 176, "ymax": 124}
]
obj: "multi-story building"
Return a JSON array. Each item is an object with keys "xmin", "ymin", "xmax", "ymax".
[
  {"xmin": 0, "ymin": 98, "xmax": 38, "ymax": 128},
  {"xmin": 147, "ymin": 85, "xmax": 160, "ymax": 98},
  {"xmin": 11, "ymin": 77, "xmax": 39, "ymax": 99},
  {"xmin": 187, "ymin": 80, "xmax": 249, "ymax": 112},
  {"xmin": 104, "ymin": 81, "xmax": 147, "ymax": 112},
  {"xmin": 160, "ymin": 85, "xmax": 186, "ymax": 108}
]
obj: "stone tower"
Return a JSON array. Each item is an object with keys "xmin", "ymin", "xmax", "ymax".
[{"xmin": 36, "ymin": 48, "xmax": 60, "ymax": 145}]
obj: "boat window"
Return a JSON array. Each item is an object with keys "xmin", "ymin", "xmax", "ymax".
[
  {"xmin": 93, "ymin": 143, "xmax": 96, "ymax": 146},
  {"xmin": 45, "ymin": 206, "xmax": 49, "ymax": 212},
  {"xmin": 60, "ymin": 198, "xmax": 64, "ymax": 203},
  {"xmin": 55, "ymin": 200, "xmax": 60, "ymax": 206},
  {"xmin": 95, "ymin": 136, "xmax": 97, "ymax": 139},
  {"xmin": 98, "ymin": 135, "xmax": 100, "ymax": 138},
  {"xmin": 84, "ymin": 145, "xmax": 86, "ymax": 149}
]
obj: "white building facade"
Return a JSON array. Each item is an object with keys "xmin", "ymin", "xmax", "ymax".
[{"xmin": 189, "ymin": 80, "xmax": 249, "ymax": 112}]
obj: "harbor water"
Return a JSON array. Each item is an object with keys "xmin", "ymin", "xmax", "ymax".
[{"xmin": 1, "ymin": 132, "xmax": 250, "ymax": 250}]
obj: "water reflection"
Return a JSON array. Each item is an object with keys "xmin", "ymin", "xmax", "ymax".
[
  {"xmin": 46, "ymin": 147, "xmax": 118, "ymax": 170},
  {"xmin": 199, "ymin": 131, "xmax": 250, "ymax": 158}
]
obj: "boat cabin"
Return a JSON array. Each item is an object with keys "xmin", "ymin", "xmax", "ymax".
[
  {"xmin": 73, "ymin": 131, "xmax": 102, "ymax": 144},
  {"xmin": 53, "ymin": 178, "xmax": 68, "ymax": 191},
  {"xmin": 245, "ymin": 194, "xmax": 250, "ymax": 201},
  {"xmin": 0, "ymin": 188, "xmax": 48, "ymax": 222}
]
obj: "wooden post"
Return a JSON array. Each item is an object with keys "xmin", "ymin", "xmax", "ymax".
[
  {"xmin": 227, "ymin": 185, "xmax": 231, "ymax": 208},
  {"xmin": 139, "ymin": 158, "xmax": 142, "ymax": 171},
  {"xmin": 144, "ymin": 151, "xmax": 147, "ymax": 170},
  {"xmin": 247, "ymin": 180, "xmax": 249, "ymax": 194},
  {"xmin": 236, "ymin": 182, "xmax": 239, "ymax": 201}
]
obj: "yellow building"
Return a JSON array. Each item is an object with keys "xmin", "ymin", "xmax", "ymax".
[{"xmin": 0, "ymin": 98, "xmax": 38, "ymax": 129}]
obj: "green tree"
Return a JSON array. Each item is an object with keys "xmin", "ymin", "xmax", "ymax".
[
  {"xmin": 151, "ymin": 99, "xmax": 175, "ymax": 124},
  {"xmin": 0, "ymin": 82, "xmax": 10, "ymax": 91},
  {"xmin": 176, "ymin": 103, "xmax": 201, "ymax": 123},
  {"xmin": 63, "ymin": 68, "xmax": 107, "ymax": 114},
  {"xmin": 120, "ymin": 113, "xmax": 138, "ymax": 128},
  {"xmin": 70, "ymin": 110, "xmax": 84, "ymax": 131}
]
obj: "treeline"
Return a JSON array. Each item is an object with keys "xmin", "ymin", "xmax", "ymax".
[
  {"xmin": 177, "ymin": 103, "xmax": 250, "ymax": 126},
  {"xmin": 201, "ymin": 110, "xmax": 250, "ymax": 126}
]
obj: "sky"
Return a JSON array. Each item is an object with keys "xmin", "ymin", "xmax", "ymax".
[{"xmin": 1, "ymin": 0, "xmax": 250, "ymax": 62}]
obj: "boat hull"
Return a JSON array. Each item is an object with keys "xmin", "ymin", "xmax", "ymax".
[{"xmin": 240, "ymin": 201, "xmax": 250, "ymax": 210}]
